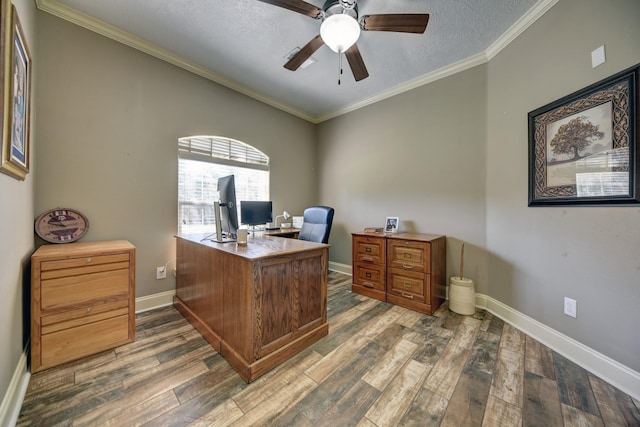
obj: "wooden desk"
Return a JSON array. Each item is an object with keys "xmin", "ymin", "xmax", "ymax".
[
  {"xmin": 174, "ymin": 233, "xmax": 328, "ymax": 382},
  {"xmin": 262, "ymin": 227, "xmax": 300, "ymax": 238}
]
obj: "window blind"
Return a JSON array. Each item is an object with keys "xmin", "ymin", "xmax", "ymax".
[{"xmin": 177, "ymin": 136, "xmax": 270, "ymax": 234}]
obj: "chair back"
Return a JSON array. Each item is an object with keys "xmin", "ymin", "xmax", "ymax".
[{"xmin": 298, "ymin": 206, "xmax": 334, "ymax": 244}]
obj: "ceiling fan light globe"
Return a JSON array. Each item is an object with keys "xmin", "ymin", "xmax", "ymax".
[{"xmin": 320, "ymin": 14, "xmax": 360, "ymax": 53}]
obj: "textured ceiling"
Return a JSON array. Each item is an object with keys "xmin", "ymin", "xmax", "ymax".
[{"xmin": 40, "ymin": 0, "xmax": 546, "ymax": 122}]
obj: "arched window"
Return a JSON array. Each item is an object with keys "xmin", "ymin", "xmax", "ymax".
[{"xmin": 178, "ymin": 136, "xmax": 270, "ymax": 234}]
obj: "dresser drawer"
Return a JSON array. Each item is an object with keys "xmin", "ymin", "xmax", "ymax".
[
  {"xmin": 41, "ymin": 299, "xmax": 130, "ymax": 334},
  {"xmin": 387, "ymin": 240, "xmax": 430, "ymax": 273},
  {"xmin": 41, "ymin": 253, "xmax": 130, "ymax": 277},
  {"xmin": 353, "ymin": 235, "xmax": 386, "ymax": 264},
  {"xmin": 353, "ymin": 262, "xmax": 386, "ymax": 291},
  {"xmin": 40, "ymin": 314, "xmax": 130, "ymax": 369},
  {"xmin": 41, "ymin": 268, "xmax": 130, "ymax": 311},
  {"xmin": 387, "ymin": 268, "xmax": 429, "ymax": 303}
]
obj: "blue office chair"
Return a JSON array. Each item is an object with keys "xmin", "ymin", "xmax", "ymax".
[{"xmin": 298, "ymin": 206, "xmax": 334, "ymax": 244}]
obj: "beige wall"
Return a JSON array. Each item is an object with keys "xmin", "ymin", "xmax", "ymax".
[
  {"xmin": 485, "ymin": 0, "xmax": 640, "ymax": 371},
  {"xmin": 319, "ymin": 0, "xmax": 640, "ymax": 373},
  {"xmin": 0, "ymin": 0, "xmax": 36, "ymax": 406},
  {"xmin": 318, "ymin": 65, "xmax": 489, "ymax": 286},
  {"xmin": 35, "ymin": 12, "xmax": 318, "ymax": 300}
]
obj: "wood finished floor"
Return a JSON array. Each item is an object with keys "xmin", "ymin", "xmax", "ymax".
[{"xmin": 18, "ymin": 271, "xmax": 640, "ymax": 426}]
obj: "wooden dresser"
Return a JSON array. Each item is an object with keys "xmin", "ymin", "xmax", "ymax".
[
  {"xmin": 31, "ymin": 240, "xmax": 136, "ymax": 372},
  {"xmin": 352, "ymin": 232, "xmax": 446, "ymax": 314}
]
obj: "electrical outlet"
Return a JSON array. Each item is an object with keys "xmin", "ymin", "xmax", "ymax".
[
  {"xmin": 156, "ymin": 266, "xmax": 167, "ymax": 280},
  {"xmin": 564, "ymin": 297, "xmax": 577, "ymax": 318}
]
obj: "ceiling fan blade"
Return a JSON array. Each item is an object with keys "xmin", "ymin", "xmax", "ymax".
[
  {"xmin": 257, "ymin": 0, "xmax": 322, "ymax": 19},
  {"xmin": 345, "ymin": 44, "xmax": 369, "ymax": 81},
  {"xmin": 360, "ymin": 14, "xmax": 430, "ymax": 34},
  {"xmin": 284, "ymin": 35, "xmax": 324, "ymax": 71}
]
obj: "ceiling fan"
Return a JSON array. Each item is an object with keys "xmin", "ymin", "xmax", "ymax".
[{"xmin": 258, "ymin": 0, "xmax": 429, "ymax": 82}]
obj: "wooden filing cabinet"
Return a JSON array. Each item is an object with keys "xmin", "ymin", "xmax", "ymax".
[
  {"xmin": 386, "ymin": 233, "xmax": 446, "ymax": 314},
  {"xmin": 31, "ymin": 240, "xmax": 136, "ymax": 372},
  {"xmin": 352, "ymin": 233, "xmax": 387, "ymax": 301},
  {"xmin": 352, "ymin": 232, "xmax": 446, "ymax": 314}
]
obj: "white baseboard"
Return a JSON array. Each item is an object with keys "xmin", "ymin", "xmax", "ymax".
[
  {"xmin": 336, "ymin": 270, "xmax": 639, "ymax": 399},
  {"xmin": 329, "ymin": 261, "xmax": 352, "ymax": 275},
  {"xmin": 7, "ymin": 280, "xmax": 635, "ymax": 426},
  {"xmin": 0, "ymin": 349, "xmax": 30, "ymax": 427},
  {"xmin": 135, "ymin": 290, "xmax": 176, "ymax": 313},
  {"xmin": 475, "ymin": 293, "xmax": 640, "ymax": 401}
]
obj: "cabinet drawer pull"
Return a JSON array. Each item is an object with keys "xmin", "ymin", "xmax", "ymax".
[
  {"xmin": 365, "ymin": 272, "xmax": 372, "ymax": 278},
  {"xmin": 365, "ymin": 247, "xmax": 372, "ymax": 253},
  {"xmin": 361, "ymin": 256, "xmax": 374, "ymax": 262},
  {"xmin": 402, "ymin": 264, "xmax": 413, "ymax": 269},
  {"xmin": 401, "ymin": 292, "xmax": 413, "ymax": 299},
  {"xmin": 86, "ymin": 307, "xmax": 92, "ymax": 313},
  {"xmin": 86, "ymin": 257, "xmax": 93, "ymax": 263},
  {"xmin": 362, "ymin": 282, "xmax": 374, "ymax": 289}
]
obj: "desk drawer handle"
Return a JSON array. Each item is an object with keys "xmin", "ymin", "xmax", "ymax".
[
  {"xmin": 361, "ymin": 256, "xmax": 374, "ymax": 262},
  {"xmin": 363, "ymin": 282, "xmax": 374, "ymax": 289},
  {"xmin": 401, "ymin": 292, "xmax": 413, "ymax": 299},
  {"xmin": 86, "ymin": 257, "xmax": 93, "ymax": 263},
  {"xmin": 86, "ymin": 307, "xmax": 92, "ymax": 313},
  {"xmin": 402, "ymin": 264, "xmax": 413, "ymax": 269}
]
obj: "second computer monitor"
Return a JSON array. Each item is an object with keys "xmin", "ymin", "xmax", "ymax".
[{"xmin": 240, "ymin": 201, "xmax": 273, "ymax": 227}]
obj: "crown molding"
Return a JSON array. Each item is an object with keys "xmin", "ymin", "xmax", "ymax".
[
  {"xmin": 317, "ymin": 0, "xmax": 559, "ymax": 122},
  {"xmin": 486, "ymin": 0, "xmax": 560, "ymax": 60},
  {"xmin": 36, "ymin": 0, "xmax": 558, "ymax": 124},
  {"xmin": 35, "ymin": 0, "xmax": 316, "ymax": 123},
  {"xmin": 316, "ymin": 51, "xmax": 489, "ymax": 122}
]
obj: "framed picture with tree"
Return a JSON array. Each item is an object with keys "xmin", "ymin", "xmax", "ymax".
[{"xmin": 528, "ymin": 63, "xmax": 639, "ymax": 206}]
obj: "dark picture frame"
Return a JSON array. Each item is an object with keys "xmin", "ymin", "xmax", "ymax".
[
  {"xmin": 0, "ymin": 5, "xmax": 31, "ymax": 180},
  {"xmin": 528, "ymin": 64, "xmax": 639, "ymax": 206}
]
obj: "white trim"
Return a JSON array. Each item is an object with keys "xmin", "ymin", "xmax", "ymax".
[
  {"xmin": 0, "ymin": 349, "xmax": 30, "ymax": 427},
  {"xmin": 329, "ymin": 261, "xmax": 352, "ymax": 275},
  {"xmin": 135, "ymin": 290, "xmax": 176, "ymax": 313},
  {"xmin": 486, "ymin": 0, "xmax": 560, "ymax": 60},
  {"xmin": 35, "ymin": 0, "xmax": 558, "ymax": 124},
  {"xmin": 34, "ymin": 0, "xmax": 316, "ymax": 124},
  {"xmin": 316, "ymin": 52, "xmax": 489, "ymax": 122},
  {"xmin": 475, "ymin": 293, "xmax": 640, "ymax": 401},
  {"xmin": 0, "ymin": 293, "xmax": 177, "ymax": 425},
  {"xmin": 6, "ymin": 284, "xmax": 637, "ymax": 424}
]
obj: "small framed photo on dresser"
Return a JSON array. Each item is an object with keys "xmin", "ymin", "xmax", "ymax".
[{"xmin": 384, "ymin": 216, "xmax": 399, "ymax": 233}]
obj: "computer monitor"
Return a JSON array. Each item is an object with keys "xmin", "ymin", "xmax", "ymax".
[
  {"xmin": 240, "ymin": 201, "xmax": 273, "ymax": 227},
  {"xmin": 217, "ymin": 174, "xmax": 238, "ymax": 239}
]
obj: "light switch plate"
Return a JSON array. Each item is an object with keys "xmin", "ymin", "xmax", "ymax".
[{"xmin": 591, "ymin": 45, "xmax": 605, "ymax": 68}]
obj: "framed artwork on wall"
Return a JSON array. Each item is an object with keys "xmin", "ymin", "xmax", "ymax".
[
  {"xmin": 384, "ymin": 216, "xmax": 399, "ymax": 233},
  {"xmin": 528, "ymin": 63, "xmax": 639, "ymax": 206},
  {"xmin": 0, "ymin": 5, "xmax": 31, "ymax": 181}
]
